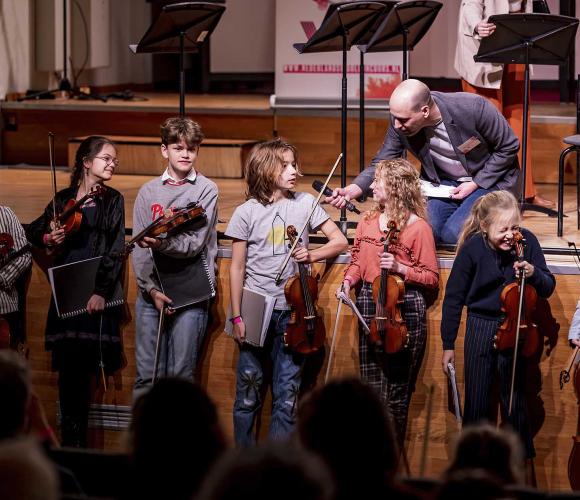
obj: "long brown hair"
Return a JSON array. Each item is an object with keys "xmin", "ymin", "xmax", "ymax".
[
  {"xmin": 366, "ymin": 158, "xmax": 427, "ymax": 230},
  {"xmin": 456, "ymin": 190, "xmax": 521, "ymax": 252},
  {"xmin": 244, "ymin": 138, "xmax": 301, "ymax": 205},
  {"xmin": 70, "ymin": 136, "xmax": 117, "ymax": 188}
]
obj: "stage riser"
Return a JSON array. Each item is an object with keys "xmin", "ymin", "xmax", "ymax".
[
  {"xmin": 24, "ymin": 253, "xmax": 580, "ymax": 491},
  {"xmin": 3, "ymin": 108, "xmax": 577, "ymax": 183},
  {"xmin": 68, "ymin": 137, "xmax": 257, "ymax": 178}
]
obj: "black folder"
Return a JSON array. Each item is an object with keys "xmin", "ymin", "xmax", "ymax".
[
  {"xmin": 152, "ymin": 250, "xmax": 215, "ymax": 310},
  {"xmin": 48, "ymin": 257, "xmax": 124, "ymax": 318}
]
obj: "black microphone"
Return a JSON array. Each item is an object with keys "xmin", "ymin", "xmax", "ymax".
[{"xmin": 312, "ymin": 180, "xmax": 360, "ymax": 214}]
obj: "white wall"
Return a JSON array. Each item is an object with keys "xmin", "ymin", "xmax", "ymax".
[{"xmin": 210, "ymin": 0, "xmax": 275, "ymax": 73}]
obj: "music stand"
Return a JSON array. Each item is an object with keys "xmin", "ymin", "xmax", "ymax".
[
  {"xmin": 130, "ymin": 2, "xmax": 226, "ymax": 116},
  {"xmin": 356, "ymin": 0, "xmax": 442, "ymax": 174},
  {"xmin": 475, "ymin": 14, "xmax": 579, "ymax": 216},
  {"xmin": 294, "ymin": 1, "xmax": 386, "ymax": 233}
]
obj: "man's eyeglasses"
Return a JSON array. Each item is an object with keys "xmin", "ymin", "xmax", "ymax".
[{"xmin": 95, "ymin": 156, "xmax": 119, "ymax": 167}]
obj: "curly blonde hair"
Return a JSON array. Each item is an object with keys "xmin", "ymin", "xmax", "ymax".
[
  {"xmin": 456, "ymin": 190, "xmax": 521, "ymax": 252},
  {"xmin": 365, "ymin": 158, "xmax": 427, "ymax": 230},
  {"xmin": 244, "ymin": 138, "xmax": 301, "ymax": 205}
]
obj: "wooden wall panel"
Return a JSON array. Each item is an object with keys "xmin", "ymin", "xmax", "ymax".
[
  {"xmin": 25, "ymin": 253, "xmax": 580, "ymax": 491},
  {"xmin": 2, "ymin": 102, "xmax": 577, "ymax": 186}
]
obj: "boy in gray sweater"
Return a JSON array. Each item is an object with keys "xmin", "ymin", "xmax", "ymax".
[{"xmin": 132, "ymin": 117, "xmax": 218, "ymax": 397}]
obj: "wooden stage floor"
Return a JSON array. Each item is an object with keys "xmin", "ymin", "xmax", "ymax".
[{"xmin": 1, "ymin": 166, "xmax": 579, "ymax": 259}]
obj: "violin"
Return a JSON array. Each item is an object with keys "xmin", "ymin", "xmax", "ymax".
[
  {"xmin": 494, "ymin": 231, "xmax": 540, "ymax": 356},
  {"xmin": 560, "ymin": 345, "xmax": 580, "ymax": 490},
  {"xmin": 55, "ymin": 184, "xmax": 105, "ymax": 234},
  {"xmin": 283, "ymin": 225, "xmax": 326, "ymax": 355},
  {"xmin": 369, "ymin": 220, "xmax": 408, "ymax": 353},
  {"xmin": 122, "ymin": 202, "xmax": 206, "ymax": 256},
  {"xmin": 494, "ymin": 231, "xmax": 539, "ymax": 415}
]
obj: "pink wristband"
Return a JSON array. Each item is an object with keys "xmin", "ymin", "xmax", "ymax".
[
  {"xmin": 344, "ymin": 276, "xmax": 354, "ymax": 285},
  {"xmin": 231, "ymin": 316, "xmax": 243, "ymax": 325}
]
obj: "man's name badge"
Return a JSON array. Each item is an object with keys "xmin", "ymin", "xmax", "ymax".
[{"xmin": 458, "ymin": 137, "xmax": 481, "ymax": 154}]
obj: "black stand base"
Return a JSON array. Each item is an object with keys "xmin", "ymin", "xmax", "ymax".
[{"xmin": 520, "ymin": 202, "xmax": 558, "ymax": 217}]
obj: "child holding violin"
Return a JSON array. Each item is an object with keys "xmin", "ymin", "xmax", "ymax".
[
  {"xmin": 132, "ymin": 117, "xmax": 218, "ymax": 397},
  {"xmin": 441, "ymin": 190, "xmax": 555, "ymax": 458},
  {"xmin": 226, "ymin": 138, "xmax": 347, "ymax": 446},
  {"xmin": 26, "ymin": 136, "xmax": 125, "ymax": 447},
  {"xmin": 338, "ymin": 158, "xmax": 439, "ymax": 448}
]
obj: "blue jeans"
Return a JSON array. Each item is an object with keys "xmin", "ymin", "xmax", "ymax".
[
  {"xmin": 427, "ymin": 180, "xmax": 491, "ymax": 244},
  {"xmin": 133, "ymin": 294, "xmax": 208, "ymax": 400},
  {"xmin": 233, "ymin": 310, "xmax": 303, "ymax": 446}
]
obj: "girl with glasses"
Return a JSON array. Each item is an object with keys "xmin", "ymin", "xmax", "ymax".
[{"xmin": 26, "ymin": 135, "xmax": 126, "ymax": 447}]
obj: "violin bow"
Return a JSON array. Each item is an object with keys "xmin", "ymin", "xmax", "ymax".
[
  {"xmin": 48, "ymin": 132, "xmax": 58, "ymax": 225},
  {"xmin": 508, "ymin": 237, "xmax": 527, "ymax": 416},
  {"xmin": 152, "ymin": 306, "xmax": 165, "ymax": 384},
  {"xmin": 274, "ymin": 153, "xmax": 342, "ymax": 285},
  {"xmin": 325, "ymin": 286, "xmax": 344, "ymax": 383}
]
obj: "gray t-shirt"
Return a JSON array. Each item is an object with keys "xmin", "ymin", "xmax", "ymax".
[{"xmin": 225, "ymin": 192, "xmax": 329, "ymax": 310}]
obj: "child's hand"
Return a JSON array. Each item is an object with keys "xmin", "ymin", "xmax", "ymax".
[
  {"xmin": 442, "ymin": 350, "xmax": 455, "ymax": 375},
  {"xmin": 379, "ymin": 251, "xmax": 399, "ymax": 272},
  {"xmin": 336, "ymin": 280, "xmax": 350, "ymax": 299},
  {"xmin": 292, "ymin": 245, "xmax": 311, "ymax": 263},
  {"xmin": 86, "ymin": 294, "xmax": 105, "ymax": 314},
  {"xmin": 513, "ymin": 260, "xmax": 535, "ymax": 277},
  {"xmin": 150, "ymin": 289, "xmax": 175, "ymax": 315},
  {"xmin": 138, "ymin": 236, "xmax": 163, "ymax": 249},
  {"xmin": 233, "ymin": 320, "xmax": 246, "ymax": 344},
  {"xmin": 572, "ymin": 338, "xmax": 580, "ymax": 348},
  {"xmin": 45, "ymin": 222, "xmax": 65, "ymax": 247}
]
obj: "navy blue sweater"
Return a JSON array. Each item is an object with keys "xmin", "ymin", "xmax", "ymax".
[{"xmin": 441, "ymin": 229, "xmax": 555, "ymax": 350}]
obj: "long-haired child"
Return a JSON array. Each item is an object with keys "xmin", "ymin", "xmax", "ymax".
[
  {"xmin": 226, "ymin": 138, "xmax": 348, "ymax": 446},
  {"xmin": 339, "ymin": 158, "xmax": 439, "ymax": 447},
  {"xmin": 27, "ymin": 136, "xmax": 125, "ymax": 447},
  {"xmin": 441, "ymin": 190, "xmax": 555, "ymax": 458}
]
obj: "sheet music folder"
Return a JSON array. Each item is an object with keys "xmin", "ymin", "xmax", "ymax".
[
  {"xmin": 152, "ymin": 250, "xmax": 215, "ymax": 310},
  {"xmin": 48, "ymin": 257, "xmax": 124, "ymax": 319},
  {"xmin": 225, "ymin": 288, "xmax": 276, "ymax": 347}
]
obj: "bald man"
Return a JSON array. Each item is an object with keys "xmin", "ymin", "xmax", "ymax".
[{"xmin": 328, "ymin": 79, "xmax": 521, "ymax": 244}]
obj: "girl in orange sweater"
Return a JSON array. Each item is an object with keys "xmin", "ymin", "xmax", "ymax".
[{"xmin": 338, "ymin": 158, "xmax": 439, "ymax": 447}]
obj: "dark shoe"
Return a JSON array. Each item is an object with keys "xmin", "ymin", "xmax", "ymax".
[{"xmin": 526, "ymin": 194, "xmax": 555, "ymax": 209}]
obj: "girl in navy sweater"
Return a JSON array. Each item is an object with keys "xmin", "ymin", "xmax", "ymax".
[{"xmin": 441, "ymin": 190, "xmax": 555, "ymax": 457}]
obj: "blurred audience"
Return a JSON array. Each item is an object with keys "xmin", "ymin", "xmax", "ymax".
[
  {"xmin": 0, "ymin": 437, "xmax": 59, "ymax": 500},
  {"xmin": 433, "ymin": 468, "xmax": 511, "ymax": 500},
  {"xmin": 195, "ymin": 443, "xmax": 334, "ymax": 500},
  {"xmin": 297, "ymin": 377, "xmax": 420, "ymax": 500},
  {"xmin": 127, "ymin": 377, "xmax": 226, "ymax": 500},
  {"xmin": 444, "ymin": 423, "xmax": 524, "ymax": 485}
]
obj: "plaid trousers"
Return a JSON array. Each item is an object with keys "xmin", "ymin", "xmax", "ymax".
[{"xmin": 357, "ymin": 282, "xmax": 427, "ymax": 445}]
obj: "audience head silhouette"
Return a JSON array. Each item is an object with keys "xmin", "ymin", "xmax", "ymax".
[
  {"xmin": 196, "ymin": 443, "xmax": 334, "ymax": 500},
  {"xmin": 0, "ymin": 350, "xmax": 30, "ymax": 440},
  {"xmin": 297, "ymin": 378, "xmax": 401, "ymax": 499},
  {"xmin": 446, "ymin": 423, "xmax": 524, "ymax": 485},
  {"xmin": 130, "ymin": 377, "xmax": 226, "ymax": 500}
]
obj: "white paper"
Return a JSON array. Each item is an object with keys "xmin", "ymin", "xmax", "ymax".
[{"xmin": 420, "ymin": 180, "xmax": 454, "ymax": 199}]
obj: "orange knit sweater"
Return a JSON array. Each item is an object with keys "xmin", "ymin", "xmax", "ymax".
[{"xmin": 345, "ymin": 214, "xmax": 439, "ymax": 289}]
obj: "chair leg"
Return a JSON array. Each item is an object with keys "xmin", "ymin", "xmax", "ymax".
[{"xmin": 558, "ymin": 148, "xmax": 571, "ymax": 237}]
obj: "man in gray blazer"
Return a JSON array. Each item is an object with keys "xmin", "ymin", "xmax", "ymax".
[{"xmin": 327, "ymin": 79, "xmax": 521, "ymax": 244}]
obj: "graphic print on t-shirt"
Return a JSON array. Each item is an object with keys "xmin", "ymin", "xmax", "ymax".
[{"xmin": 269, "ymin": 212, "xmax": 288, "ymax": 256}]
